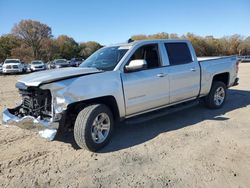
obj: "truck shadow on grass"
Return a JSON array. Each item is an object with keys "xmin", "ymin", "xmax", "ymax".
[{"xmin": 55, "ymin": 89, "xmax": 250, "ymax": 152}]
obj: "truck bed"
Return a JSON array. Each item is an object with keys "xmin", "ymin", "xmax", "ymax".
[
  {"xmin": 198, "ymin": 55, "xmax": 238, "ymax": 97},
  {"xmin": 198, "ymin": 56, "xmax": 233, "ymax": 62}
]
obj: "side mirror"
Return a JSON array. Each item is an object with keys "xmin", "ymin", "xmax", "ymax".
[{"xmin": 125, "ymin": 60, "xmax": 147, "ymax": 72}]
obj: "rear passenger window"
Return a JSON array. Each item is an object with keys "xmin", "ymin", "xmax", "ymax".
[{"xmin": 165, "ymin": 43, "xmax": 193, "ymax": 65}]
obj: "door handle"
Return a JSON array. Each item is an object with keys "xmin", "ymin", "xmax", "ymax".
[
  {"xmin": 157, "ymin": 73, "xmax": 167, "ymax": 77},
  {"xmin": 190, "ymin": 68, "xmax": 197, "ymax": 72}
]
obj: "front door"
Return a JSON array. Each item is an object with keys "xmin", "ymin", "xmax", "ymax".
[{"xmin": 121, "ymin": 44, "xmax": 170, "ymax": 116}]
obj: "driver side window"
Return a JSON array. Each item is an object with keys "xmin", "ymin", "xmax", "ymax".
[{"xmin": 129, "ymin": 44, "xmax": 161, "ymax": 69}]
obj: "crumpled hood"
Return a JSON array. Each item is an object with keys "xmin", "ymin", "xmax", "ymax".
[{"xmin": 18, "ymin": 67, "xmax": 102, "ymax": 87}]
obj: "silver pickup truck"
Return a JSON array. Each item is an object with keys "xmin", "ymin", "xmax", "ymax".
[{"xmin": 2, "ymin": 39, "xmax": 239, "ymax": 151}]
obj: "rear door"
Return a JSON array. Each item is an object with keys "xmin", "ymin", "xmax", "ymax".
[
  {"xmin": 121, "ymin": 43, "xmax": 170, "ymax": 116},
  {"xmin": 165, "ymin": 42, "xmax": 200, "ymax": 103}
]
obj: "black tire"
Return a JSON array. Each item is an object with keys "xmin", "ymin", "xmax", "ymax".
[
  {"xmin": 204, "ymin": 81, "xmax": 227, "ymax": 109},
  {"xmin": 74, "ymin": 104, "xmax": 114, "ymax": 151}
]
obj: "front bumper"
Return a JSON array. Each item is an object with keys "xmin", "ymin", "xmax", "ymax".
[
  {"xmin": 3, "ymin": 69, "xmax": 22, "ymax": 73},
  {"xmin": 31, "ymin": 67, "xmax": 45, "ymax": 71},
  {"xmin": 2, "ymin": 107, "xmax": 59, "ymax": 141}
]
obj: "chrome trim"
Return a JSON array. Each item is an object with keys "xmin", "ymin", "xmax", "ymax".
[{"xmin": 2, "ymin": 107, "xmax": 59, "ymax": 141}]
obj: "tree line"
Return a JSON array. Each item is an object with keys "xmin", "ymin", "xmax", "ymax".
[
  {"xmin": 0, "ymin": 20, "xmax": 103, "ymax": 63},
  {"xmin": 1, "ymin": 19, "xmax": 250, "ymax": 63},
  {"xmin": 131, "ymin": 33, "xmax": 250, "ymax": 57}
]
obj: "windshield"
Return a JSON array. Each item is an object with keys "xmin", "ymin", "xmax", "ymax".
[
  {"xmin": 80, "ymin": 46, "xmax": 128, "ymax": 71},
  {"xmin": 54, "ymin": 60, "xmax": 67, "ymax": 64},
  {"xmin": 32, "ymin": 61, "xmax": 42, "ymax": 65},
  {"xmin": 4, "ymin": 60, "xmax": 20, "ymax": 64},
  {"xmin": 71, "ymin": 58, "xmax": 82, "ymax": 62}
]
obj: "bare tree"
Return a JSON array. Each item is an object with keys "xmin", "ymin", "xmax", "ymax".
[
  {"xmin": 11, "ymin": 44, "xmax": 33, "ymax": 63},
  {"xmin": 12, "ymin": 19, "xmax": 52, "ymax": 59},
  {"xmin": 55, "ymin": 35, "xmax": 79, "ymax": 59},
  {"xmin": 79, "ymin": 41, "xmax": 102, "ymax": 58},
  {"xmin": 0, "ymin": 34, "xmax": 21, "ymax": 62}
]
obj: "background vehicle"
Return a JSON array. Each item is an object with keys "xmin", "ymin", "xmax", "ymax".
[
  {"xmin": 2, "ymin": 59, "xmax": 25, "ymax": 74},
  {"xmin": 241, "ymin": 55, "xmax": 250, "ymax": 62},
  {"xmin": 30, "ymin": 60, "xmax": 46, "ymax": 72},
  {"xmin": 46, "ymin": 61, "xmax": 53, "ymax": 69},
  {"xmin": 67, "ymin": 60, "xmax": 71, "ymax": 66},
  {"xmin": 3, "ymin": 40, "xmax": 239, "ymax": 151},
  {"xmin": 21, "ymin": 62, "xmax": 28, "ymax": 73},
  {"xmin": 0, "ymin": 63, "xmax": 2, "ymax": 74},
  {"xmin": 51, "ymin": 59, "xmax": 70, "ymax": 69},
  {"xmin": 70, "ymin": 58, "xmax": 84, "ymax": 67}
]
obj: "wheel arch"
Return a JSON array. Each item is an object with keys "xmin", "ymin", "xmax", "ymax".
[
  {"xmin": 66, "ymin": 95, "xmax": 121, "ymax": 122},
  {"xmin": 212, "ymin": 72, "xmax": 230, "ymax": 87}
]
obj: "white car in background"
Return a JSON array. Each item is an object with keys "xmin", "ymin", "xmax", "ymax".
[
  {"xmin": 241, "ymin": 55, "xmax": 250, "ymax": 62},
  {"xmin": 52, "ymin": 59, "xmax": 70, "ymax": 69},
  {"xmin": 2, "ymin": 59, "xmax": 24, "ymax": 74},
  {"xmin": 30, "ymin": 60, "xmax": 46, "ymax": 72}
]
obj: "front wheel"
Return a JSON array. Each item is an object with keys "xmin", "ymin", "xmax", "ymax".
[
  {"xmin": 204, "ymin": 81, "xmax": 227, "ymax": 109},
  {"xmin": 74, "ymin": 104, "xmax": 114, "ymax": 151}
]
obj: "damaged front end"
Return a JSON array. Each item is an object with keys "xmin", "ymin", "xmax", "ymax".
[{"xmin": 2, "ymin": 82, "xmax": 59, "ymax": 140}]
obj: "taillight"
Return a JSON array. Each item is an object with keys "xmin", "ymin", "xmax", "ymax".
[{"xmin": 236, "ymin": 60, "xmax": 240, "ymax": 73}]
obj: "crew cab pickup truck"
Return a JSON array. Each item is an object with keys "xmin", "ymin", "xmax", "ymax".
[{"xmin": 2, "ymin": 40, "xmax": 239, "ymax": 151}]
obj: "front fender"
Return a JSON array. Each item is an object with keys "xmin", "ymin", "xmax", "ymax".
[{"xmin": 40, "ymin": 71, "xmax": 125, "ymax": 119}]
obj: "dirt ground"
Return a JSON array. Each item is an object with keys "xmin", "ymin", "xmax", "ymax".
[{"xmin": 0, "ymin": 64, "xmax": 250, "ymax": 188}]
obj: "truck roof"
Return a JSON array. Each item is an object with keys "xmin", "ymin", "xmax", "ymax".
[{"xmin": 109, "ymin": 39, "xmax": 191, "ymax": 48}]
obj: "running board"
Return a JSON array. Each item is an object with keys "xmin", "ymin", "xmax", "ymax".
[{"xmin": 125, "ymin": 100, "xmax": 200, "ymax": 125}]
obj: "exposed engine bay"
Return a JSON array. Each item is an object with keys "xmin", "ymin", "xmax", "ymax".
[
  {"xmin": 14, "ymin": 87, "xmax": 52, "ymax": 120},
  {"xmin": 2, "ymin": 67, "xmax": 104, "ymax": 141}
]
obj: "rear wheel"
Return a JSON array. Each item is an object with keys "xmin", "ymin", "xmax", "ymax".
[
  {"xmin": 74, "ymin": 104, "xmax": 114, "ymax": 151},
  {"xmin": 205, "ymin": 81, "xmax": 227, "ymax": 109}
]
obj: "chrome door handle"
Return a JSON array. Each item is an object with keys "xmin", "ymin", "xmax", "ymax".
[
  {"xmin": 190, "ymin": 68, "xmax": 197, "ymax": 72},
  {"xmin": 157, "ymin": 73, "xmax": 167, "ymax": 77}
]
